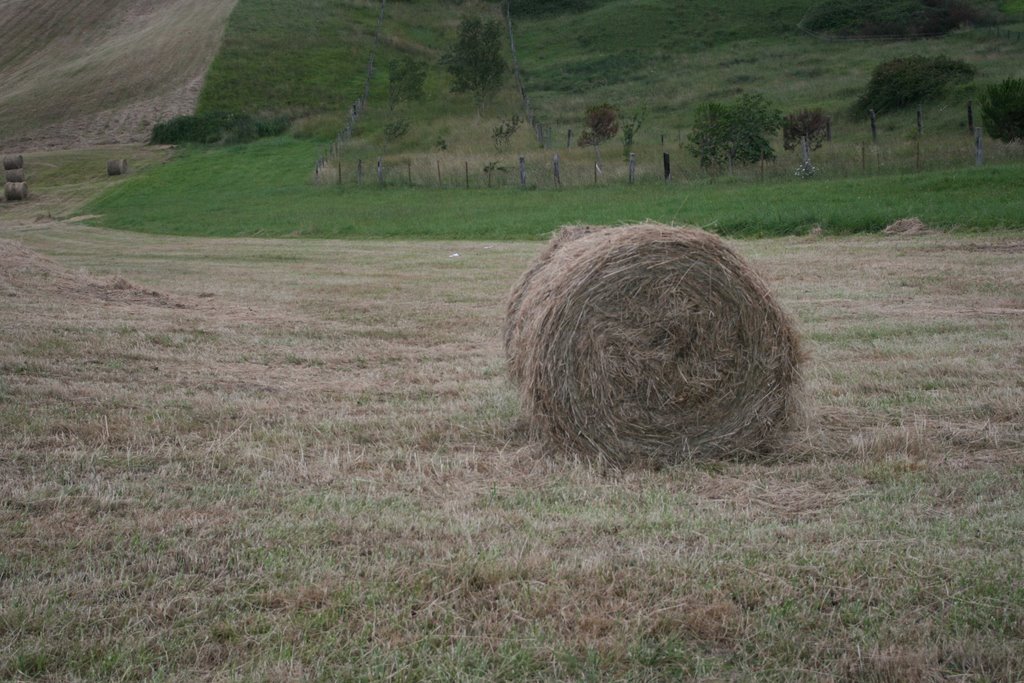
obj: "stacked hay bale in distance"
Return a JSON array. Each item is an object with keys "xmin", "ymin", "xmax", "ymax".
[
  {"xmin": 2, "ymin": 154, "xmax": 27, "ymax": 200},
  {"xmin": 4, "ymin": 182, "xmax": 28, "ymax": 200},
  {"xmin": 505, "ymin": 222, "xmax": 802, "ymax": 466}
]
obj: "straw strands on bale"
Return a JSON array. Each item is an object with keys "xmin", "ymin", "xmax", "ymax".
[
  {"xmin": 4, "ymin": 182, "xmax": 29, "ymax": 200},
  {"xmin": 5, "ymin": 169, "xmax": 25, "ymax": 183},
  {"xmin": 505, "ymin": 223, "xmax": 803, "ymax": 466},
  {"xmin": 107, "ymin": 159, "xmax": 128, "ymax": 176},
  {"xmin": 3, "ymin": 155, "xmax": 24, "ymax": 170}
]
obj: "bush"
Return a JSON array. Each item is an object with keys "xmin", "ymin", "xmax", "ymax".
[
  {"xmin": 803, "ymin": 0, "xmax": 998, "ymax": 38},
  {"xmin": 852, "ymin": 55, "xmax": 975, "ymax": 117},
  {"xmin": 979, "ymin": 78, "xmax": 1024, "ymax": 142},
  {"xmin": 150, "ymin": 112, "xmax": 290, "ymax": 145}
]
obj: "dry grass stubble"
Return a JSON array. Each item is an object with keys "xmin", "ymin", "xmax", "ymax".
[{"xmin": 1, "ymin": 223, "xmax": 1023, "ymax": 680}]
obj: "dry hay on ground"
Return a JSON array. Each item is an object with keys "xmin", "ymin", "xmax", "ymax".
[
  {"xmin": 883, "ymin": 217, "xmax": 930, "ymax": 236},
  {"xmin": 0, "ymin": 238, "xmax": 176, "ymax": 306},
  {"xmin": 505, "ymin": 223, "xmax": 803, "ymax": 466}
]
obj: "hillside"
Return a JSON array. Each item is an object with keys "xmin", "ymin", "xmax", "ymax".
[{"xmin": 0, "ymin": 0, "xmax": 237, "ymax": 150}]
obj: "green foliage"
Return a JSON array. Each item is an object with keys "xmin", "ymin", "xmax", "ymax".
[
  {"xmin": 803, "ymin": 0, "xmax": 998, "ymax": 38},
  {"xmin": 783, "ymin": 109, "xmax": 829, "ymax": 151},
  {"xmin": 979, "ymin": 78, "xmax": 1024, "ymax": 142},
  {"xmin": 853, "ymin": 55, "xmax": 976, "ymax": 117},
  {"xmin": 687, "ymin": 94, "xmax": 782, "ymax": 171},
  {"xmin": 388, "ymin": 56, "xmax": 428, "ymax": 112},
  {"xmin": 150, "ymin": 112, "xmax": 289, "ymax": 145},
  {"xmin": 578, "ymin": 103, "xmax": 619, "ymax": 147},
  {"xmin": 442, "ymin": 17, "xmax": 508, "ymax": 110}
]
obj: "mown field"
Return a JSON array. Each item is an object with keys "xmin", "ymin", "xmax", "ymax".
[{"xmin": 2, "ymin": 218, "xmax": 1023, "ymax": 680}]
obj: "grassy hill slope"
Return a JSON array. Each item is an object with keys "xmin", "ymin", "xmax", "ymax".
[{"xmin": 0, "ymin": 0, "xmax": 237, "ymax": 148}]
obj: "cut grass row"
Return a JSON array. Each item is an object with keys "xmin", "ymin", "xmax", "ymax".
[{"xmin": 83, "ymin": 138, "xmax": 1024, "ymax": 239}]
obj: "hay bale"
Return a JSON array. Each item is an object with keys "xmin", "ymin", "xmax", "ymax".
[
  {"xmin": 4, "ymin": 182, "xmax": 28, "ymax": 201},
  {"xmin": 505, "ymin": 223, "xmax": 802, "ymax": 465},
  {"xmin": 3, "ymin": 155, "xmax": 23, "ymax": 170},
  {"xmin": 5, "ymin": 169, "xmax": 25, "ymax": 183},
  {"xmin": 883, "ymin": 217, "xmax": 928, "ymax": 235},
  {"xmin": 505, "ymin": 224, "xmax": 605, "ymax": 370},
  {"xmin": 107, "ymin": 159, "xmax": 128, "ymax": 176}
]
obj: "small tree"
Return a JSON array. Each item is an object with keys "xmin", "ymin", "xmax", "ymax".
[
  {"xmin": 687, "ymin": 94, "xmax": 782, "ymax": 174},
  {"xmin": 782, "ymin": 109, "xmax": 829, "ymax": 151},
  {"xmin": 387, "ymin": 56, "xmax": 427, "ymax": 112},
  {"xmin": 492, "ymin": 114, "xmax": 522, "ymax": 150},
  {"xmin": 578, "ymin": 103, "xmax": 619, "ymax": 171},
  {"xmin": 979, "ymin": 78, "xmax": 1024, "ymax": 143},
  {"xmin": 620, "ymin": 106, "xmax": 646, "ymax": 158},
  {"xmin": 442, "ymin": 17, "xmax": 507, "ymax": 113}
]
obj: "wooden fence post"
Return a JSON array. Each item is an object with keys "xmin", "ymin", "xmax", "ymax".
[
  {"xmin": 975, "ymin": 127, "xmax": 984, "ymax": 166},
  {"xmin": 464, "ymin": 161, "xmax": 469, "ymax": 189},
  {"xmin": 553, "ymin": 153, "xmax": 561, "ymax": 187},
  {"xmin": 567, "ymin": 129, "xmax": 573, "ymax": 148},
  {"xmin": 376, "ymin": 157, "xmax": 383, "ymax": 184},
  {"xmin": 869, "ymin": 109, "xmax": 877, "ymax": 144},
  {"xmin": 967, "ymin": 100, "xmax": 974, "ymax": 131},
  {"xmin": 628, "ymin": 152, "xmax": 636, "ymax": 184},
  {"xmin": 662, "ymin": 152, "xmax": 671, "ymax": 181},
  {"xmin": 337, "ymin": 158, "xmax": 342, "ymax": 186},
  {"xmin": 519, "ymin": 156, "xmax": 527, "ymax": 187}
]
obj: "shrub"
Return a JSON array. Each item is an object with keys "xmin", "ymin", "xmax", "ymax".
[
  {"xmin": 783, "ymin": 109, "xmax": 829, "ymax": 151},
  {"xmin": 852, "ymin": 55, "xmax": 975, "ymax": 117},
  {"xmin": 803, "ymin": 0, "xmax": 998, "ymax": 38},
  {"xmin": 979, "ymin": 78, "xmax": 1024, "ymax": 142},
  {"xmin": 578, "ymin": 104, "xmax": 619, "ymax": 147},
  {"xmin": 687, "ymin": 94, "xmax": 782, "ymax": 172},
  {"xmin": 151, "ymin": 112, "xmax": 289, "ymax": 145}
]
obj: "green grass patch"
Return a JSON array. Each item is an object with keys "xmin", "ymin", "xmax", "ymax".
[{"xmin": 84, "ymin": 137, "xmax": 1024, "ymax": 239}]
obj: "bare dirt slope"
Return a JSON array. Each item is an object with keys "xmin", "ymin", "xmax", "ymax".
[{"xmin": 0, "ymin": 0, "xmax": 237, "ymax": 150}]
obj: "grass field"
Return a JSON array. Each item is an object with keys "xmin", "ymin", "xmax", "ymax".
[
  {"xmin": 79, "ymin": 137, "xmax": 1024, "ymax": 239},
  {"xmin": 2, "ymin": 220, "xmax": 1023, "ymax": 680}
]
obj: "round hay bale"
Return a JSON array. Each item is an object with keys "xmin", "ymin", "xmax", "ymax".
[
  {"xmin": 107, "ymin": 159, "xmax": 128, "ymax": 176},
  {"xmin": 505, "ymin": 224, "xmax": 606, "ymax": 370},
  {"xmin": 5, "ymin": 168, "xmax": 25, "ymax": 183},
  {"xmin": 3, "ymin": 155, "xmax": 24, "ymax": 170},
  {"xmin": 505, "ymin": 223, "xmax": 802, "ymax": 465},
  {"xmin": 4, "ymin": 182, "xmax": 28, "ymax": 201}
]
